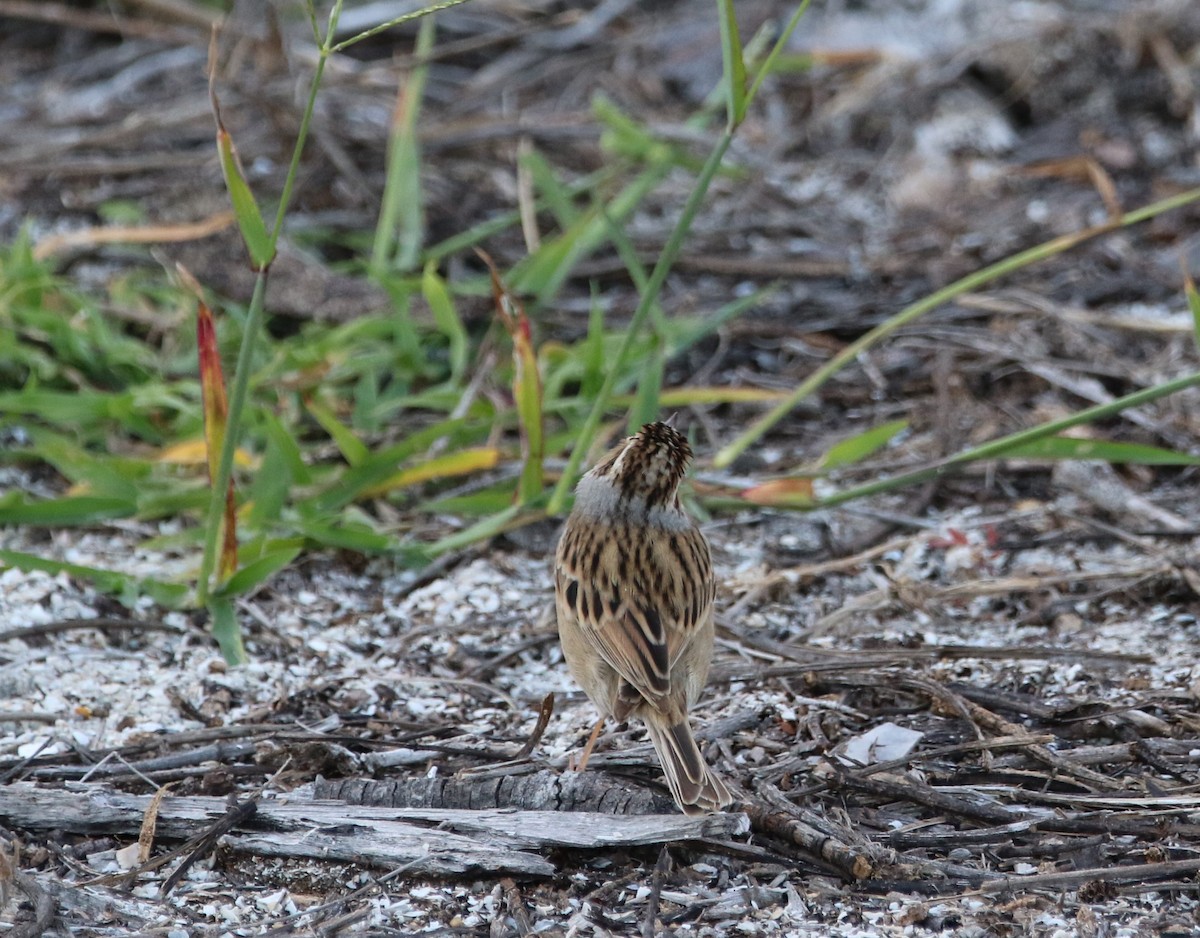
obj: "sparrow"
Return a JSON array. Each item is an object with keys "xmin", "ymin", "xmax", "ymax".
[{"xmin": 554, "ymin": 420, "xmax": 733, "ymax": 814}]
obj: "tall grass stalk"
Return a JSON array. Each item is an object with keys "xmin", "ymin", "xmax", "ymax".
[
  {"xmin": 545, "ymin": 0, "xmax": 812, "ymax": 513},
  {"xmin": 198, "ymin": 0, "xmax": 453, "ymax": 652}
]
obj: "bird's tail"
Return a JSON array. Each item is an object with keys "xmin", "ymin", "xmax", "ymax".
[{"xmin": 645, "ymin": 716, "xmax": 733, "ymax": 815}]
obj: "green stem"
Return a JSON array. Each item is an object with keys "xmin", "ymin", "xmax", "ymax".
[
  {"xmin": 271, "ymin": 20, "xmax": 336, "ymax": 241},
  {"xmin": 546, "ymin": 133, "xmax": 734, "ymax": 514},
  {"xmin": 329, "ymin": 0, "xmax": 473, "ymax": 53},
  {"xmin": 197, "ymin": 2, "xmax": 343, "ymax": 609},
  {"xmin": 196, "ymin": 273, "xmax": 266, "ymax": 612}
]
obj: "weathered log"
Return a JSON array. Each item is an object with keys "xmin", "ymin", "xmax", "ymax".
[
  {"xmin": 309, "ymin": 768, "xmax": 679, "ymax": 814},
  {"xmin": 0, "ymin": 783, "xmax": 748, "ymax": 879}
]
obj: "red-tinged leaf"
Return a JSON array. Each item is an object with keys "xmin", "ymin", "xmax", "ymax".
[
  {"xmin": 220, "ymin": 487, "xmax": 238, "ymax": 581},
  {"xmin": 478, "ymin": 249, "xmax": 544, "ymax": 505},
  {"xmin": 196, "ymin": 300, "xmax": 238, "ymax": 581},
  {"xmin": 740, "ymin": 477, "xmax": 816, "ymax": 508},
  {"xmin": 928, "ymin": 529, "xmax": 969, "ymax": 550},
  {"xmin": 196, "ymin": 301, "xmax": 228, "ymax": 481}
]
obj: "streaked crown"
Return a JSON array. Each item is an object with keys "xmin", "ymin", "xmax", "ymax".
[{"xmin": 590, "ymin": 421, "xmax": 693, "ymax": 509}]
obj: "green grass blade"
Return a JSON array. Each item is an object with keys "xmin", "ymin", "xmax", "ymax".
[
  {"xmin": 995, "ymin": 436, "xmax": 1200, "ymax": 465},
  {"xmin": 423, "ymin": 503, "xmax": 526, "ymax": 557},
  {"xmin": 217, "ymin": 542, "xmax": 304, "ymax": 597},
  {"xmin": 292, "ymin": 518, "xmax": 395, "ymax": 552},
  {"xmin": 208, "ymin": 594, "xmax": 247, "ymax": 665},
  {"xmin": 0, "ymin": 493, "xmax": 134, "ymax": 525},
  {"xmin": 422, "ymin": 262, "xmax": 468, "ymax": 383},
  {"xmin": 818, "ymin": 419, "xmax": 909, "ymax": 471},
  {"xmin": 628, "ymin": 340, "xmax": 664, "ymax": 433},
  {"xmin": 25, "ymin": 429, "xmax": 146, "ymax": 499},
  {"xmin": 310, "ymin": 416, "xmax": 473, "ymax": 512},
  {"xmin": 665, "ymin": 287, "xmax": 774, "ymax": 355},
  {"xmin": 371, "ymin": 14, "xmax": 435, "ymax": 275},
  {"xmin": 306, "ymin": 395, "xmax": 369, "ymax": 466},
  {"xmin": 1184, "ymin": 266, "xmax": 1200, "ymax": 353},
  {"xmin": 244, "ymin": 411, "xmax": 308, "ymax": 530},
  {"xmin": 596, "ymin": 206, "xmax": 666, "ymax": 333},
  {"xmin": 422, "ymin": 168, "xmax": 613, "ymax": 264},
  {"xmin": 329, "ymin": 0, "xmax": 471, "ymax": 53},
  {"xmin": 0, "ymin": 548, "xmax": 188, "ymax": 608},
  {"xmin": 0, "ymin": 388, "xmax": 126, "ymax": 429},
  {"xmin": 214, "ymin": 126, "xmax": 274, "ymax": 270},
  {"xmin": 523, "ymin": 147, "xmax": 583, "ymax": 230},
  {"xmin": 716, "ymin": 0, "xmax": 747, "ymax": 127},
  {"xmin": 512, "ymin": 165, "xmax": 670, "ymax": 305},
  {"xmin": 423, "ymin": 486, "xmax": 518, "ymax": 516},
  {"xmin": 581, "ymin": 292, "xmax": 606, "ymax": 400},
  {"xmin": 744, "ymin": 1, "xmax": 813, "ymax": 111}
]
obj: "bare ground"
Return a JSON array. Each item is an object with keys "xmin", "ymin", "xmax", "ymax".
[{"xmin": 3, "ymin": 0, "xmax": 1200, "ymax": 935}]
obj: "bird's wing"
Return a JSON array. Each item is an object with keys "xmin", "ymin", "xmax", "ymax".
[{"xmin": 557, "ymin": 524, "xmax": 713, "ymax": 705}]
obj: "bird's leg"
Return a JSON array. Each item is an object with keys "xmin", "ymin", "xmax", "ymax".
[{"xmin": 570, "ymin": 715, "xmax": 607, "ymax": 772}]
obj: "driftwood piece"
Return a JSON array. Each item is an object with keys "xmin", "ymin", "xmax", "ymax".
[
  {"xmin": 32, "ymin": 877, "xmax": 154, "ymax": 932},
  {"xmin": 6, "ymin": 871, "xmax": 53, "ymax": 938},
  {"xmin": 745, "ymin": 780, "xmax": 882, "ymax": 881},
  {"xmin": 217, "ymin": 827, "xmax": 552, "ymax": 877},
  {"xmin": 310, "ymin": 768, "xmax": 679, "ymax": 814},
  {"xmin": 0, "ymin": 783, "xmax": 747, "ymax": 879}
]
